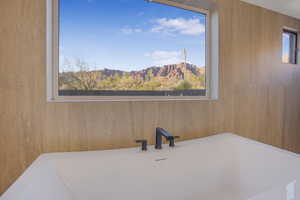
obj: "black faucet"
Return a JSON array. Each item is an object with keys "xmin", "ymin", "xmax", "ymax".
[{"xmin": 155, "ymin": 128, "xmax": 180, "ymax": 149}]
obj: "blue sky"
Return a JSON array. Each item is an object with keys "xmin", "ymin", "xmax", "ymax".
[
  {"xmin": 59, "ymin": 0, "xmax": 206, "ymax": 72},
  {"xmin": 282, "ymin": 33, "xmax": 290, "ymax": 62}
]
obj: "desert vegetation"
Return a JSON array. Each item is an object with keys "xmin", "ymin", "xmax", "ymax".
[{"xmin": 59, "ymin": 59, "xmax": 206, "ymax": 91}]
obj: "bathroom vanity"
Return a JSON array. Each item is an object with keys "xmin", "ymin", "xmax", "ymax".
[{"xmin": 1, "ymin": 133, "xmax": 300, "ymax": 200}]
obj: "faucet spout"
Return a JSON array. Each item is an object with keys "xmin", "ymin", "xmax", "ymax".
[{"xmin": 155, "ymin": 128, "xmax": 180, "ymax": 149}]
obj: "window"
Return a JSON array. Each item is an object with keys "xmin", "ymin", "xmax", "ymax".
[
  {"xmin": 282, "ymin": 29, "xmax": 298, "ymax": 64},
  {"xmin": 47, "ymin": 0, "xmax": 219, "ymax": 101}
]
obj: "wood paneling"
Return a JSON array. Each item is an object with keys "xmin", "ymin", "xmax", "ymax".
[{"xmin": 1, "ymin": 0, "xmax": 300, "ymax": 195}]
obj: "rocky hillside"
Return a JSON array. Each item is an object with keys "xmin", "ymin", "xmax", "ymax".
[{"xmin": 59, "ymin": 63, "xmax": 205, "ymax": 91}]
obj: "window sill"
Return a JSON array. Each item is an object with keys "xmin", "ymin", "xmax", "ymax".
[{"xmin": 47, "ymin": 96, "xmax": 218, "ymax": 103}]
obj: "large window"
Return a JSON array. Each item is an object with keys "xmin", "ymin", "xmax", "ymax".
[
  {"xmin": 47, "ymin": 0, "xmax": 218, "ymax": 101},
  {"xmin": 282, "ymin": 29, "xmax": 298, "ymax": 65}
]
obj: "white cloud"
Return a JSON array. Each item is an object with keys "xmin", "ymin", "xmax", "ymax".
[
  {"xmin": 151, "ymin": 18, "xmax": 205, "ymax": 36},
  {"xmin": 145, "ymin": 50, "xmax": 182, "ymax": 66},
  {"xmin": 121, "ymin": 27, "xmax": 142, "ymax": 35}
]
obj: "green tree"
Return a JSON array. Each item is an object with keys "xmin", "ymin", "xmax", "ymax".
[{"xmin": 174, "ymin": 80, "xmax": 192, "ymax": 90}]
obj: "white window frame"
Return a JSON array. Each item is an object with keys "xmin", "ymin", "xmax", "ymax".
[{"xmin": 46, "ymin": 0, "xmax": 219, "ymax": 102}]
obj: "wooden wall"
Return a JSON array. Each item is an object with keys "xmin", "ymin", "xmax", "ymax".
[{"xmin": 1, "ymin": 0, "xmax": 300, "ymax": 195}]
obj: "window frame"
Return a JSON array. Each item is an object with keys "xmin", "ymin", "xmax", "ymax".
[
  {"xmin": 47, "ymin": 0, "xmax": 218, "ymax": 102},
  {"xmin": 282, "ymin": 28, "xmax": 299, "ymax": 65}
]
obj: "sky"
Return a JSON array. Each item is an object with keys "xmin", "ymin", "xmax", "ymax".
[
  {"xmin": 59, "ymin": 0, "xmax": 207, "ymax": 72},
  {"xmin": 282, "ymin": 32, "xmax": 291, "ymax": 63}
]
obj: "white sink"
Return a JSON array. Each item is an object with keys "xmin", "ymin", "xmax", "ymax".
[{"xmin": 1, "ymin": 133, "xmax": 300, "ymax": 200}]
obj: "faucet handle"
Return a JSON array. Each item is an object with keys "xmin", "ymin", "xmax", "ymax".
[
  {"xmin": 169, "ymin": 136, "xmax": 180, "ymax": 147},
  {"xmin": 135, "ymin": 140, "xmax": 148, "ymax": 151}
]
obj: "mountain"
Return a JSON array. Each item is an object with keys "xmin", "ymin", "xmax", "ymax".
[
  {"xmin": 59, "ymin": 63, "xmax": 205, "ymax": 91},
  {"xmin": 93, "ymin": 63, "xmax": 204, "ymax": 80}
]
